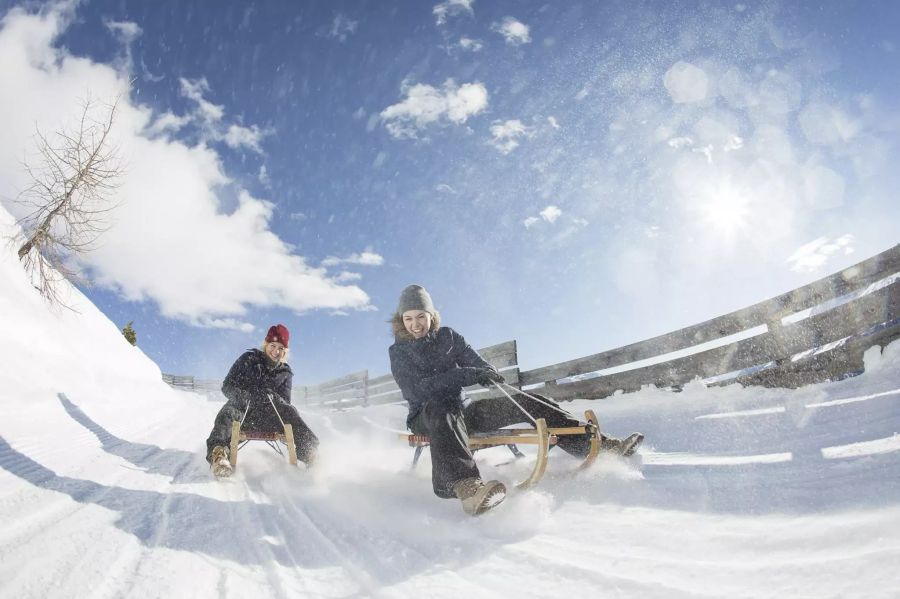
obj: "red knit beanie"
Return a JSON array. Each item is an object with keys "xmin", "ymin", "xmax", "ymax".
[{"xmin": 265, "ymin": 324, "xmax": 290, "ymax": 348}]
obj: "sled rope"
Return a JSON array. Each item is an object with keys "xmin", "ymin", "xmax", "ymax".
[
  {"xmin": 238, "ymin": 400, "xmax": 251, "ymax": 426},
  {"xmin": 495, "ymin": 381, "xmax": 580, "ymax": 421},
  {"xmin": 491, "ymin": 382, "xmax": 538, "ymax": 426},
  {"xmin": 266, "ymin": 392, "xmax": 287, "ymax": 427}
]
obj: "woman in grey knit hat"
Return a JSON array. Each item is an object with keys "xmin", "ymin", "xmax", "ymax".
[{"xmin": 388, "ymin": 284, "xmax": 642, "ymax": 516}]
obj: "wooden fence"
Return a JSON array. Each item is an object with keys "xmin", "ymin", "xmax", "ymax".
[{"xmin": 164, "ymin": 244, "xmax": 900, "ymax": 409}]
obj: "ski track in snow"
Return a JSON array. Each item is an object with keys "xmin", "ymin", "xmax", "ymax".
[{"xmin": 1, "ymin": 237, "xmax": 899, "ymax": 599}]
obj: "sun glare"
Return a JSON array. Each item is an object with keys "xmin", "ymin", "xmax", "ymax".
[{"xmin": 700, "ymin": 186, "xmax": 749, "ymax": 235}]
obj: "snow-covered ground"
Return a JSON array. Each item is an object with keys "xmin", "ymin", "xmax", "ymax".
[{"xmin": 2, "ymin": 205, "xmax": 899, "ymax": 598}]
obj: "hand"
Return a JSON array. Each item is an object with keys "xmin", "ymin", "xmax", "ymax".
[{"xmin": 475, "ymin": 368, "xmax": 505, "ymax": 387}]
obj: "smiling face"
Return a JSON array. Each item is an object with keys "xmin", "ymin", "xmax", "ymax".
[
  {"xmin": 265, "ymin": 341, "xmax": 286, "ymax": 362},
  {"xmin": 402, "ymin": 309, "xmax": 433, "ymax": 339}
]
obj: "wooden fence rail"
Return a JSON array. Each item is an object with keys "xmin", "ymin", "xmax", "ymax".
[{"xmin": 164, "ymin": 244, "xmax": 900, "ymax": 409}]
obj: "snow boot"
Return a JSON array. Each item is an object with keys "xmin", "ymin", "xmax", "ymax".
[
  {"xmin": 453, "ymin": 477, "xmax": 507, "ymax": 516},
  {"xmin": 208, "ymin": 445, "xmax": 233, "ymax": 478},
  {"xmin": 601, "ymin": 433, "xmax": 644, "ymax": 457}
]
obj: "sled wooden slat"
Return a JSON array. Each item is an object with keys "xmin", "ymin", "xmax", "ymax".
[
  {"xmin": 469, "ymin": 434, "xmax": 558, "ymax": 446},
  {"xmin": 229, "ymin": 422, "xmax": 298, "ymax": 468},
  {"xmin": 400, "ymin": 410, "xmax": 602, "ymax": 488}
]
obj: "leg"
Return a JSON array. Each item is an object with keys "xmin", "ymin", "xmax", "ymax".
[
  {"xmin": 410, "ymin": 400, "xmax": 480, "ymax": 499},
  {"xmin": 464, "ymin": 393, "xmax": 594, "ymax": 458},
  {"xmin": 274, "ymin": 403, "xmax": 320, "ymax": 465},
  {"xmin": 206, "ymin": 403, "xmax": 244, "ymax": 462}
]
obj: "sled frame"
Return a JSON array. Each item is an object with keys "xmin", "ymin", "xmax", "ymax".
[
  {"xmin": 400, "ymin": 409, "xmax": 602, "ymax": 489},
  {"xmin": 229, "ymin": 421, "xmax": 299, "ymax": 469}
]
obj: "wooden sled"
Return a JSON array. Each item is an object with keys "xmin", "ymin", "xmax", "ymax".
[
  {"xmin": 229, "ymin": 421, "xmax": 298, "ymax": 469},
  {"xmin": 399, "ymin": 409, "xmax": 602, "ymax": 489}
]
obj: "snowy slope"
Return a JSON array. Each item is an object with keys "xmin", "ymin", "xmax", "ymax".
[{"xmin": 1, "ymin": 204, "xmax": 899, "ymax": 599}]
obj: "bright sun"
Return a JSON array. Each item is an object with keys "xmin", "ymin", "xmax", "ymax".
[{"xmin": 699, "ymin": 185, "xmax": 749, "ymax": 235}]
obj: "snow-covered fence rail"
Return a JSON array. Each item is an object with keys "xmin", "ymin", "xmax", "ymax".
[
  {"xmin": 515, "ymin": 243, "xmax": 900, "ymax": 401},
  {"xmin": 297, "ymin": 244, "xmax": 899, "ymax": 409},
  {"xmin": 164, "ymin": 245, "xmax": 899, "ymax": 408},
  {"xmin": 160, "ymin": 374, "xmax": 226, "ymax": 399},
  {"xmin": 298, "ymin": 369, "xmax": 369, "ymax": 409}
]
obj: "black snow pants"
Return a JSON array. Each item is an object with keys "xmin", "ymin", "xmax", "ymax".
[
  {"xmin": 409, "ymin": 392, "xmax": 592, "ymax": 499},
  {"xmin": 206, "ymin": 395, "xmax": 319, "ymax": 465}
]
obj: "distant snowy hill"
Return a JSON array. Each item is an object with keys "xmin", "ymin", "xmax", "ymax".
[{"xmin": 1, "ymin": 202, "xmax": 899, "ymax": 598}]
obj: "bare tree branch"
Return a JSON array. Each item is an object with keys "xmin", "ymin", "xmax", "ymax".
[{"xmin": 13, "ymin": 94, "xmax": 125, "ymax": 308}]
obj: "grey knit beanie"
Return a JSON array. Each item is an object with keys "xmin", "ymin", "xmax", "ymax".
[{"xmin": 396, "ymin": 284, "xmax": 435, "ymax": 315}]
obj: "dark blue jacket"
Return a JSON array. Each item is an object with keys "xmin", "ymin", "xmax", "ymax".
[
  {"xmin": 389, "ymin": 327, "xmax": 494, "ymax": 426},
  {"xmin": 221, "ymin": 349, "xmax": 293, "ymax": 412}
]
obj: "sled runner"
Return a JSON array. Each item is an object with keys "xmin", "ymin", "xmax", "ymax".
[
  {"xmin": 400, "ymin": 408, "xmax": 602, "ymax": 489},
  {"xmin": 228, "ymin": 392, "xmax": 298, "ymax": 469}
]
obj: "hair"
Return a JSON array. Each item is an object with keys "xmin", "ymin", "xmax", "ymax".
[
  {"xmin": 260, "ymin": 341, "xmax": 290, "ymax": 364},
  {"xmin": 390, "ymin": 309, "xmax": 441, "ymax": 341}
]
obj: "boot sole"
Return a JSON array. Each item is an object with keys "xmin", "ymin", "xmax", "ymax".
[
  {"xmin": 622, "ymin": 433, "xmax": 644, "ymax": 457},
  {"xmin": 473, "ymin": 483, "xmax": 507, "ymax": 516}
]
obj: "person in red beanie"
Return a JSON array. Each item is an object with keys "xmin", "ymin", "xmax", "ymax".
[{"xmin": 205, "ymin": 324, "xmax": 319, "ymax": 477}]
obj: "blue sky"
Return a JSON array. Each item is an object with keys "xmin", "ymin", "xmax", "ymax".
[{"xmin": 1, "ymin": 0, "xmax": 898, "ymax": 384}]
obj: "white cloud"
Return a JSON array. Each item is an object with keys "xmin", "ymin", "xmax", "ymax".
[
  {"xmin": 433, "ymin": 0, "xmax": 474, "ymax": 25},
  {"xmin": 458, "ymin": 37, "xmax": 483, "ymax": 52},
  {"xmin": 334, "ymin": 271, "xmax": 362, "ymax": 282},
  {"xmin": 786, "ymin": 235, "xmax": 855, "ymax": 273},
  {"xmin": 258, "ymin": 165, "xmax": 270, "ymax": 186},
  {"xmin": 724, "ymin": 134, "xmax": 744, "ymax": 151},
  {"xmin": 145, "ymin": 111, "xmax": 191, "ymax": 136},
  {"xmin": 179, "ymin": 77, "xmax": 225, "ymax": 123},
  {"xmin": 329, "ymin": 13, "xmax": 358, "ymax": 41},
  {"xmin": 103, "ymin": 19, "xmax": 141, "ymax": 43},
  {"xmin": 548, "ymin": 116, "xmax": 560, "ymax": 129},
  {"xmin": 492, "ymin": 17, "xmax": 530, "ymax": 45},
  {"xmin": 0, "ymin": 6, "xmax": 371, "ymax": 329},
  {"xmin": 435, "ymin": 183, "xmax": 457, "ymax": 194},
  {"xmin": 224, "ymin": 123, "xmax": 266, "ymax": 153},
  {"xmin": 103, "ymin": 19, "xmax": 141, "ymax": 72},
  {"xmin": 540, "ymin": 205, "xmax": 562, "ymax": 223},
  {"xmin": 380, "ymin": 79, "xmax": 488, "ymax": 139},
  {"xmin": 321, "ymin": 251, "xmax": 385, "ymax": 267},
  {"xmin": 664, "ymin": 61, "xmax": 709, "ymax": 103},
  {"xmin": 488, "ymin": 119, "xmax": 533, "ymax": 154},
  {"xmin": 524, "ymin": 206, "xmax": 563, "ymax": 228},
  {"xmin": 147, "ymin": 77, "xmax": 271, "ymax": 153}
]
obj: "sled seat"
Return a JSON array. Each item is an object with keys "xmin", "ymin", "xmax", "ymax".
[
  {"xmin": 229, "ymin": 421, "xmax": 298, "ymax": 468},
  {"xmin": 399, "ymin": 410, "xmax": 602, "ymax": 489}
]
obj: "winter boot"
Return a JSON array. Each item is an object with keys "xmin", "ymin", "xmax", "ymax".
[
  {"xmin": 600, "ymin": 433, "xmax": 644, "ymax": 457},
  {"xmin": 208, "ymin": 445, "xmax": 233, "ymax": 478},
  {"xmin": 453, "ymin": 477, "xmax": 507, "ymax": 516},
  {"xmin": 621, "ymin": 432, "xmax": 644, "ymax": 457}
]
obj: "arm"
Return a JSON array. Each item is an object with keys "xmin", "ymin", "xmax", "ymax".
[
  {"xmin": 449, "ymin": 329, "xmax": 495, "ymax": 371},
  {"xmin": 271, "ymin": 368, "xmax": 293, "ymax": 405},
  {"xmin": 221, "ymin": 352, "xmax": 262, "ymax": 410},
  {"xmin": 389, "ymin": 344, "xmax": 480, "ymax": 407}
]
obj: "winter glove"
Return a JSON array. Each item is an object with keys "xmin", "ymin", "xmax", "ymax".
[
  {"xmin": 475, "ymin": 368, "xmax": 505, "ymax": 387},
  {"xmin": 263, "ymin": 388, "xmax": 286, "ymax": 405}
]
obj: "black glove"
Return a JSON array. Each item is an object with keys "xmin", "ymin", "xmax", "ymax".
[{"xmin": 475, "ymin": 368, "xmax": 505, "ymax": 387}]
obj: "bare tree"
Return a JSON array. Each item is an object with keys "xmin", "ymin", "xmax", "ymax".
[{"xmin": 14, "ymin": 95, "xmax": 124, "ymax": 307}]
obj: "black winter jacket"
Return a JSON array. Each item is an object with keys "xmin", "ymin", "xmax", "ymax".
[
  {"xmin": 389, "ymin": 327, "xmax": 495, "ymax": 426},
  {"xmin": 221, "ymin": 349, "xmax": 293, "ymax": 411}
]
